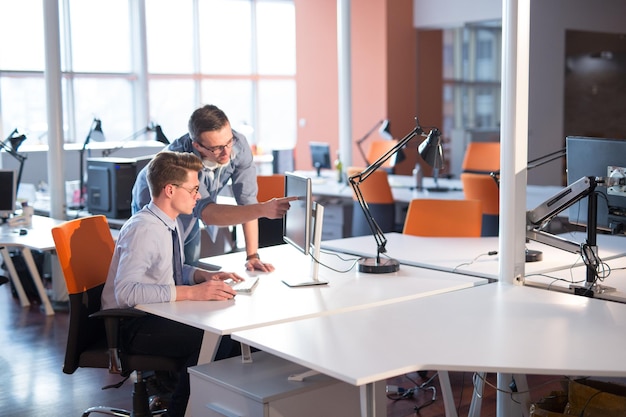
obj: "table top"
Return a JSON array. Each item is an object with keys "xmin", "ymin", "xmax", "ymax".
[
  {"xmin": 0, "ymin": 215, "xmax": 67, "ymax": 251},
  {"xmin": 232, "ymin": 282, "xmax": 626, "ymax": 386},
  {"xmin": 321, "ymin": 232, "xmax": 626, "ymax": 281},
  {"xmin": 296, "ymin": 170, "xmax": 564, "ymax": 209},
  {"xmin": 136, "ymin": 244, "xmax": 487, "ymax": 335}
]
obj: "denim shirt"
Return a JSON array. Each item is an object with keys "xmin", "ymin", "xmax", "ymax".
[{"xmin": 131, "ymin": 129, "xmax": 258, "ymax": 241}]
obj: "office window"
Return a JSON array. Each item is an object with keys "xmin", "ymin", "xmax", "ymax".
[
  {"xmin": 443, "ymin": 23, "xmax": 501, "ymax": 133},
  {"xmin": 0, "ymin": 0, "xmax": 296, "ymax": 152}
]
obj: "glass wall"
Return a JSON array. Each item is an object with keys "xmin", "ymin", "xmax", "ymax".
[{"xmin": 0, "ymin": 0, "xmax": 296, "ymax": 152}]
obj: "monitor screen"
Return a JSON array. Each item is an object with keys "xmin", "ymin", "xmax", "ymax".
[
  {"xmin": 0, "ymin": 169, "xmax": 17, "ymax": 219},
  {"xmin": 283, "ymin": 172, "xmax": 312, "ymax": 255},
  {"xmin": 566, "ymin": 136, "xmax": 626, "ymax": 235},
  {"xmin": 309, "ymin": 142, "xmax": 331, "ymax": 176}
]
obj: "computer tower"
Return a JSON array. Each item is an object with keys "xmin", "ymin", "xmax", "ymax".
[{"xmin": 86, "ymin": 157, "xmax": 142, "ymax": 219}]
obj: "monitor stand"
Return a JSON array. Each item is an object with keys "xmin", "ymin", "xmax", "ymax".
[{"xmin": 282, "ymin": 203, "xmax": 329, "ymax": 287}]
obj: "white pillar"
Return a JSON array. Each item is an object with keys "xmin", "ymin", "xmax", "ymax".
[
  {"xmin": 337, "ymin": 0, "xmax": 352, "ymax": 167},
  {"xmin": 43, "ymin": 0, "xmax": 66, "ymax": 221}
]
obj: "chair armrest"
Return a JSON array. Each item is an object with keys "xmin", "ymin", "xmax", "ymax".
[{"xmin": 89, "ymin": 308, "xmax": 147, "ymax": 375}]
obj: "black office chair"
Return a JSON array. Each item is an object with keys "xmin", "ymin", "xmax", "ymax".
[{"xmin": 52, "ymin": 215, "xmax": 184, "ymax": 417}]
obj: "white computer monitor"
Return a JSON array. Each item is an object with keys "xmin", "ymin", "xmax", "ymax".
[
  {"xmin": 282, "ymin": 172, "xmax": 327, "ymax": 287},
  {"xmin": 0, "ymin": 169, "xmax": 17, "ymax": 221}
]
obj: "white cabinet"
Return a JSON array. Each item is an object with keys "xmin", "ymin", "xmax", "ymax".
[{"xmin": 189, "ymin": 351, "xmax": 378, "ymax": 417}]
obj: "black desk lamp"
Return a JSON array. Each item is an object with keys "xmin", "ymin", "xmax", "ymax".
[
  {"xmin": 356, "ymin": 119, "xmax": 393, "ymax": 165},
  {"xmin": 78, "ymin": 118, "xmax": 105, "ymax": 210},
  {"xmin": 1, "ymin": 129, "xmax": 28, "ymax": 194},
  {"xmin": 101, "ymin": 123, "xmax": 170, "ymax": 157},
  {"xmin": 348, "ymin": 117, "xmax": 443, "ymax": 273}
]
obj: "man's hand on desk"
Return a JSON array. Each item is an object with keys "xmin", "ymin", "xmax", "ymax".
[
  {"xmin": 186, "ymin": 270, "xmax": 245, "ymax": 300},
  {"xmin": 245, "ymin": 255, "xmax": 275, "ymax": 273}
]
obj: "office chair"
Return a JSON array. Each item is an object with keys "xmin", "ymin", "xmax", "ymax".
[
  {"xmin": 402, "ymin": 198, "xmax": 483, "ymax": 237},
  {"xmin": 461, "ymin": 172, "xmax": 500, "ymax": 236},
  {"xmin": 51, "ymin": 215, "xmax": 183, "ymax": 417},
  {"xmin": 256, "ymin": 174, "xmax": 286, "ymax": 247},
  {"xmin": 461, "ymin": 142, "xmax": 500, "ymax": 174},
  {"xmin": 346, "ymin": 167, "xmax": 397, "ymax": 237},
  {"xmin": 366, "ymin": 139, "xmax": 398, "ymax": 169}
]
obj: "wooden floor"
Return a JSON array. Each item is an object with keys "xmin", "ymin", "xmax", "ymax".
[{"xmin": 0, "ymin": 281, "xmax": 566, "ymax": 417}]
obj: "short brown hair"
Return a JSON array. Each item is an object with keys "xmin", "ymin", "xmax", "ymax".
[
  {"xmin": 146, "ymin": 151, "xmax": 203, "ymax": 198},
  {"xmin": 188, "ymin": 104, "xmax": 230, "ymax": 141}
]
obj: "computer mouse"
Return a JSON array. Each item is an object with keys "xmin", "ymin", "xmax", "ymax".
[{"xmin": 19, "ymin": 228, "xmax": 27, "ymax": 235}]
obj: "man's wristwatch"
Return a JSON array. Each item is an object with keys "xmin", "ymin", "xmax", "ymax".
[{"xmin": 246, "ymin": 253, "xmax": 260, "ymax": 261}]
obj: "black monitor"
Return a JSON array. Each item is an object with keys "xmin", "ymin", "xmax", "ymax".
[
  {"xmin": 0, "ymin": 169, "xmax": 16, "ymax": 221},
  {"xmin": 281, "ymin": 172, "xmax": 327, "ymax": 287},
  {"xmin": 309, "ymin": 142, "xmax": 331, "ymax": 177},
  {"xmin": 566, "ymin": 136, "xmax": 626, "ymax": 235}
]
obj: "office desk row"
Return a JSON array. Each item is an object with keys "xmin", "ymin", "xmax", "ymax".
[
  {"xmin": 136, "ymin": 232, "xmax": 626, "ymax": 417},
  {"xmin": 138, "ymin": 244, "xmax": 488, "ymax": 365},
  {"xmin": 321, "ymin": 231, "xmax": 626, "ymax": 282},
  {"xmin": 298, "ymin": 170, "xmax": 564, "ymax": 210},
  {"xmin": 0, "ymin": 215, "xmax": 67, "ymax": 315},
  {"xmin": 232, "ymin": 282, "xmax": 626, "ymax": 416}
]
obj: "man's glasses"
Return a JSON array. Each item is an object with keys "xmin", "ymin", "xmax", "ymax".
[
  {"xmin": 195, "ymin": 136, "xmax": 237, "ymax": 155},
  {"xmin": 172, "ymin": 184, "xmax": 200, "ymax": 197}
]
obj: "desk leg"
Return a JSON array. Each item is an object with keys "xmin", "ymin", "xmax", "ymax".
[
  {"xmin": 496, "ymin": 373, "xmax": 530, "ymax": 417},
  {"xmin": 1, "ymin": 246, "xmax": 30, "ymax": 307},
  {"xmin": 359, "ymin": 383, "xmax": 375, "ymax": 417},
  {"xmin": 197, "ymin": 331, "xmax": 222, "ymax": 365},
  {"xmin": 21, "ymin": 248, "xmax": 55, "ymax": 316},
  {"xmin": 438, "ymin": 371, "xmax": 459, "ymax": 417}
]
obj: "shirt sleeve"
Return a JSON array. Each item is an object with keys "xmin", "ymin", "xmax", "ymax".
[{"xmin": 110, "ymin": 218, "xmax": 176, "ymax": 307}]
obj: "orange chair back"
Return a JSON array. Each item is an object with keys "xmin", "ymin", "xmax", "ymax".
[
  {"xmin": 402, "ymin": 199, "xmax": 483, "ymax": 237},
  {"xmin": 366, "ymin": 140, "xmax": 398, "ymax": 168},
  {"xmin": 461, "ymin": 173, "xmax": 500, "ymax": 216},
  {"xmin": 257, "ymin": 174, "xmax": 285, "ymax": 202},
  {"xmin": 51, "ymin": 215, "xmax": 115, "ymax": 295},
  {"xmin": 461, "ymin": 142, "xmax": 500, "ymax": 174},
  {"xmin": 346, "ymin": 167, "xmax": 393, "ymax": 204}
]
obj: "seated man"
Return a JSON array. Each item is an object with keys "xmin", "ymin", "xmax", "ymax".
[
  {"xmin": 102, "ymin": 151, "xmax": 245, "ymax": 417},
  {"xmin": 132, "ymin": 104, "xmax": 295, "ymax": 270}
]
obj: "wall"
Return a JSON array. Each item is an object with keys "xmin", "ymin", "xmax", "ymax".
[
  {"xmin": 527, "ymin": 0, "xmax": 626, "ymax": 185},
  {"xmin": 294, "ymin": 0, "xmax": 417, "ymax": 172}
]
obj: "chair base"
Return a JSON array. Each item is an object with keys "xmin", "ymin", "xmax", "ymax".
[{"xmin": 82, "ymin": 406, "xmax": 168, "ymax": 417}]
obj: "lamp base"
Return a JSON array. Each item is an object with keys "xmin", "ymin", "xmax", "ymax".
[
  {"xmin": 358, "ymin": 257, "xmax": 400, "ymax": 274},
  {"xmin": 426, "ymin": 186, "xmax": 450, "ymax": 192},
  {"xmin": 525, "ymin": 249, "xmax": 543, "ymax": 262}
]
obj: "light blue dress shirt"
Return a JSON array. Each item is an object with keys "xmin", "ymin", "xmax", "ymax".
[
  {"xmin": 101, "ymin": 202, "xmax": 197, "ymax": 309},
  {"xmin": 130, "ymin": 130, "xmax": 258, "ymax": 244}
]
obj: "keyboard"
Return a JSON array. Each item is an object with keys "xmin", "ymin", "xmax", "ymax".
[{"xmin": 226, "ymin": 276, "xmax": 259, "ymax": 293}]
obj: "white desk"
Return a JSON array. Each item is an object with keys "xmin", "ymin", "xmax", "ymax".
[
  {"xmin": 136, "ymin": 244, "xmax": 487, "ymax": 365},
  {"xmin": 524, "ymin": 254, "xmax": 626, "ymax": 302},
  {"xmin": 299, "ymin": 170, "xmax": 563, "ymax": 209},
  {"xmin": 0, "ymin": 215, "xmax": 67, "ymax": 315},
  {"xmin": 322, "ymin": 232, "xmax": 626, "ymax": 281},
  {"xmin": 232, "ymin": 283, "xmax": 626, "ymax": 417}
]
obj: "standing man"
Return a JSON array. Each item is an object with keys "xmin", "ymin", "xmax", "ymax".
[
  {"xmin": 132, "ymin": 104, "xmax": 293, "ymax": 270},
  {"xmin": 102, "ymin": 151, "xmax": 245, "ymax": 417}
]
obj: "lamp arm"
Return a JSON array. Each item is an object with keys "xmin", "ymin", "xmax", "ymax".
[
  {"xmin": 102, "ymin": 126, "xmax": 150, "ymax": 157},
  {"xmin": 526, "ymin": 176, "xmax": 603, "ymax": 285},
  {"xmin": 348, "ymin": 124, "xmax": 426, "ymax": 261},
  {"xmin": 351, "ymin": 125, "xmax": 424, "ymax": 183},
  {"xmin": 356, "ymin": 120, "xmax": 385, "ymax": 165}
]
